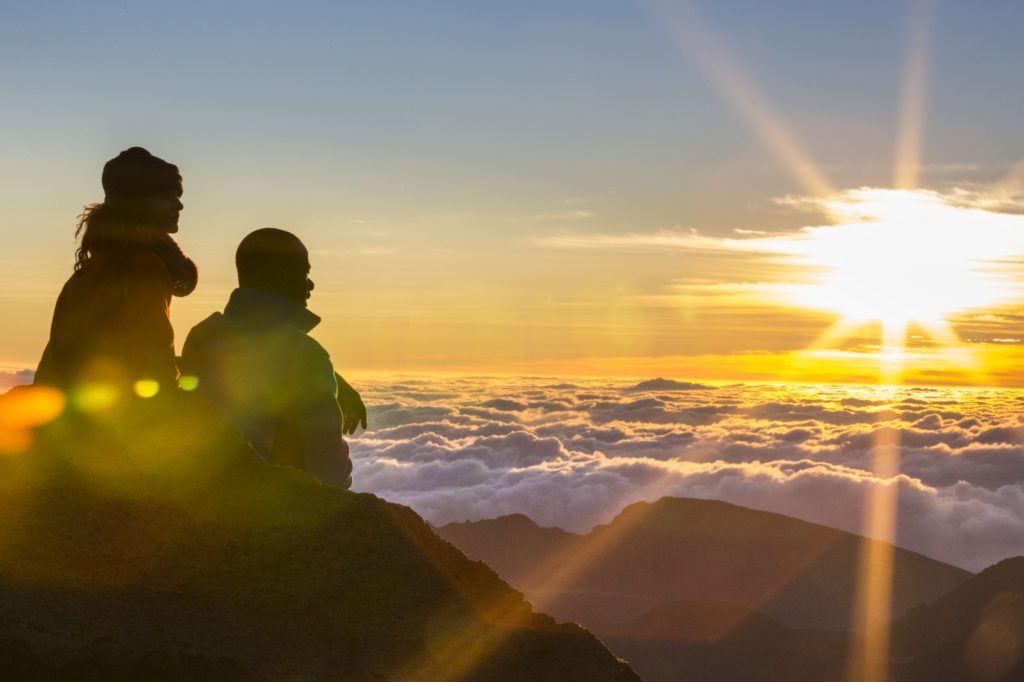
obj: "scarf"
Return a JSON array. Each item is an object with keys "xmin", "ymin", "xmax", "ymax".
[{"xmin": 151, "ymin": 234, "xmax": 199, "ymax": 297}]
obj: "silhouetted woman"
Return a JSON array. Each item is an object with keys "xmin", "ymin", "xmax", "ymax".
[{"xmin": 34, "ymin": 147, "xmax": 197, "ymax": 392}]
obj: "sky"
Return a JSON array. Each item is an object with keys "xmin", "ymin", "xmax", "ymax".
[{"xmin": 3, "ymin": 0, "xmax": 1024, "ymax": 383}]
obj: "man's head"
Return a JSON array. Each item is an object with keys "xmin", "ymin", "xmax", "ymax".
[
  {"xmin": 101, "ymin": 147, "xmax": 183, "ymax": 233},
  {"xmin": 236, "ymin": 228, "xmax": 314, "ymax": 306}
]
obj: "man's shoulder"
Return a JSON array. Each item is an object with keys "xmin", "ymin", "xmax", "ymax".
[
  {"xmin": 191, "ymin": 311, "xmax": 226, "ymax": 330},
  {"xmin": 185, "ymin": 312, "xmax": 227, "ymax": 340},
  {"xmin": 189, "ymin": 313, "xmax": 331, "ymax": 366},
  {"xmin": 181, "ymin": 312, "xmax": 231, "ymax": 356}
]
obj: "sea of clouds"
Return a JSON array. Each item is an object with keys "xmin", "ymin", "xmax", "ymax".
[{"xmin": 350, "ymin": 376, "xmax": 1024, "ymax": 571}]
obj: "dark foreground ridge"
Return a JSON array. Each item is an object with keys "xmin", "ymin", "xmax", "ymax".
[{"xmin": 0, "ymin": 394, "xmax": 638, "ymax": 681}]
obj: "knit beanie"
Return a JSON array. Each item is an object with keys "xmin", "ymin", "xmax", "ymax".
[{"xmin": 101, "ymin": 147, "xmax": 181, "ymax": 203}]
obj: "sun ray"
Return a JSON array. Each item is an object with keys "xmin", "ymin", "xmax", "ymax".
[
  {"xmin": 436, "ymin": 455, "xmax": 858, "ymax": 663},
  {"xmin": 643, "ymin": 0, "xmax": 835, "ymax": 198},
  {"xmin": 916, "ymin": 318, "xmax": 988, "ymax": 375},
  {"xmin": 807, "ymin": 317, "xmax": 870, "ymax": 353},
  {"xmin": 846, "ymin": 427, "xmax": 901, "ymax": 682},
  {"xmin": 879, "ymin": 318, "xmax": 908, "ymax": 385},
  {"xmin": 632, "ymin": 6, "xmax": 1011, "ymax": 681},
  {"xmin": 893, "ymin": 0, "xmax": 934, "ymax": 190},
  {"xmin": 509, "ymin": 467, "xmax": 684, "ymax": 615},
  {"xmin": 993, "ymin": 158, "xmax": 1024, "ymax": 196}
]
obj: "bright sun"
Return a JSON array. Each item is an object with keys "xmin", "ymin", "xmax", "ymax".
[{"xmin": 775, "ymin": 188, "xmax": 1024, "ymax": 345}]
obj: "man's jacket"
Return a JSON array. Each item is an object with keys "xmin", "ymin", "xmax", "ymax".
[{"xmin": 181, "ymin": 287, "xmax": 352, "ymax": 488}]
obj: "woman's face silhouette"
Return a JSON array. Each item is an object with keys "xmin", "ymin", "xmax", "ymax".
[{"xmin": 147, "ymin": 182, "xmax": 184, "ymax": 233}]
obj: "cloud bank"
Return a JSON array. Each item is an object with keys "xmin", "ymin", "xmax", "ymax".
[
  {"xmin": 0, "ymin": 369, "xmax": 33, "ymax": 391},
  {"xmin": 351, "ymin": 376, "xmax": 1024, "ymax": 571}
]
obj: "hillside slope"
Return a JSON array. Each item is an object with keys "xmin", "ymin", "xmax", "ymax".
[{"xmin": 0, "ymin": 394, "xmax": 638, "ymax": 681}]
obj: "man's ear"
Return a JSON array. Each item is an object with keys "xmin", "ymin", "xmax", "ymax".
[{"xmin": 267, "ymin": 265, "xmax": 292, "ymax": 292}]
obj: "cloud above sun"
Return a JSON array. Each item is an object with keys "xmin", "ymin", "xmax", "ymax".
[{"xmin": 351, "ymin": 375, "xmax": 1024, "ymax": 572}]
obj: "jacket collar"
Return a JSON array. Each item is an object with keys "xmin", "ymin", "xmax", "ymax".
[{"xmin": 224, "ymin": 287, "xmax": 321, "ymax": 333}]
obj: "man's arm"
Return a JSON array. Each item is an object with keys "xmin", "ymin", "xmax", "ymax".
[
  {"xmin": 296, "ymin": 393, "xmax": 352, "ymax": 489},
  {"xmin": 335, "ymin": 372, "xmax": 367, "ymax": 435},
  {"xmin": 293, "ymin": 348, "xmax": 352, "ymax": 489}
]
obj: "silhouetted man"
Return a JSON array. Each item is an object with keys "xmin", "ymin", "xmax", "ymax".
[{"xmin": 181, "ymin": 228, "xmax": 365, "ymax": 488}]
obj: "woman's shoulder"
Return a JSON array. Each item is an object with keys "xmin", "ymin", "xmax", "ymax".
[{"xmin": 80, "ymin": 246, "xmax": 173, "ymax": 294}]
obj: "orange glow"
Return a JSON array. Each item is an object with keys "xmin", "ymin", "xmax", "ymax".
[
  {"xmin": 0, "ymin": 386, "xmax": 66, "ymax": 454},
  {"xmin": 453, "ymin": 341, "xmax": 1023, "ymax": 389}
]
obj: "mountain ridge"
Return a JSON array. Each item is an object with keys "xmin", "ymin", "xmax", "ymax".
[
  {"xmin": 440, "ymin": 498, "xmax": 1024, "ymax": 681},
  {"xmin": 438, "ymin": 496, "xmax": 972, "ymax": 632}
]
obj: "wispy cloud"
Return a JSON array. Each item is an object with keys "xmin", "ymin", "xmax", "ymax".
[
  {"xmin": 534, "ymin": 228, "xmax": 778, "ymax": 253},
  {"xmin": 539, "ymin": 187, "xmax": 1024, "ymax": 256},
  {"xmin": 529, "ymin": 209, "xmax": 594, "ymax": 221}
]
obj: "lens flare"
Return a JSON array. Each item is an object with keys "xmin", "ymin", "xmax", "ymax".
[
  {"xmin": 70, "ymin": 383, "xmax": 121, "ymax": 413},
  {"xmin": 0, "ymin": 386, "xmax": 66, "ymax": 454},
  {"xmin": 133, "ymin": 380, "xmax": 160, "ymax": 399}
]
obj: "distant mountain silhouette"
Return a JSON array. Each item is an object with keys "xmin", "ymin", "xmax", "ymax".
[
  {"xmin": 890, "ymin": 556, "xmax": 1024, "ymax": 681},
  {"xmin": 625, "ymin": 377, "xmax": 713, "ymax": 391},
  {"xmin": 438, "ymin": 497, "xmax": 971, "ymax": 633},
  {"xmin": 0, "ymin": 395, "xmax": 638, "ymax": 681}
]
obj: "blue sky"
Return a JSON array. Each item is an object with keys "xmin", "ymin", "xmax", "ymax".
[{"xmin": 7, "ymin": 0, "xmax": 1016, "ymax": 224}]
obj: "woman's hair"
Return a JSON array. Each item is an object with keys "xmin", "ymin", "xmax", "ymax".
[{"xmin": 74, "ymin": 147, "xmax": 181, "ymax": 272}]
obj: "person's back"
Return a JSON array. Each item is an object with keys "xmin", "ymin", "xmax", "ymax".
[
  {"xmin": 37, "ymin": 247, "xmax": 177, "ymax": 388},
  {"xmin": 181, "ymin": 229, "xmax": 357, "ymax": 489}
]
